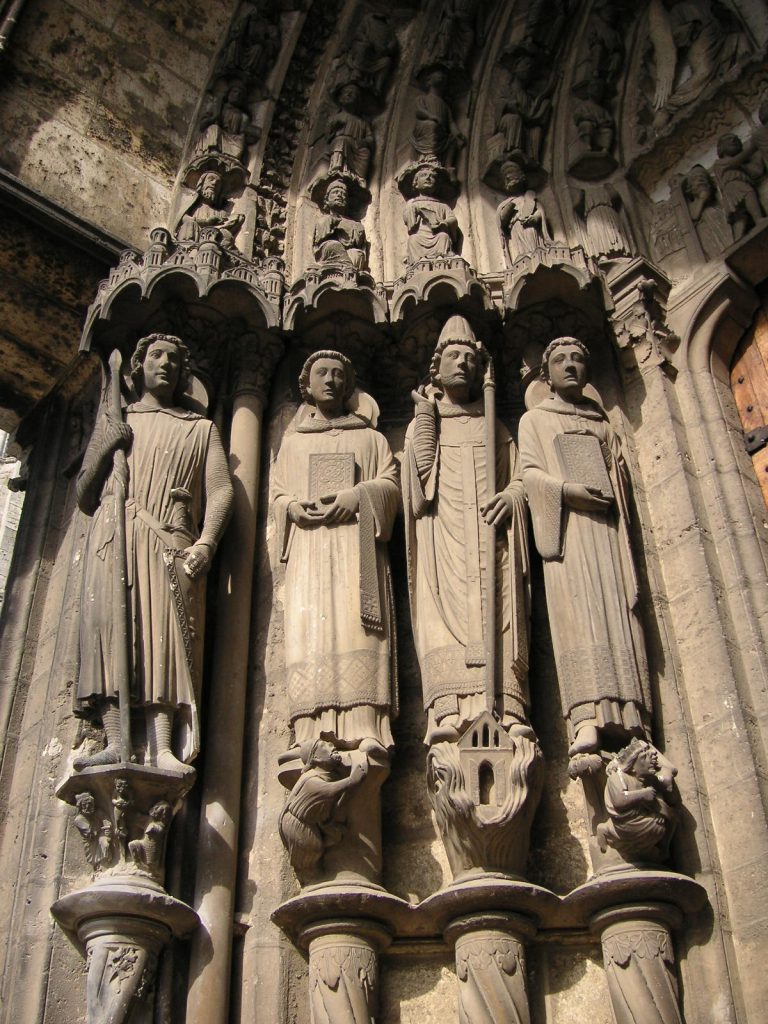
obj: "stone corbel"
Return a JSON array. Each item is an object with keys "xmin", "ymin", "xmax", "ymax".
[
  {"xmin": 606, "ymin": 259, "xmax": 680, "ymax": 375},
  {"xmin": 52, "ymin": 764, "xmax": 198, "ymax": 1024}
]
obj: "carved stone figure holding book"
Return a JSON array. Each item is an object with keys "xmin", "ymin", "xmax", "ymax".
[
  {"xmin": 518, "ymin": 338, "xmax": 652, "ymax": 756},
  {"xmin": 272, "ymin": 350, "xmax": 399, "ymax": 754}
]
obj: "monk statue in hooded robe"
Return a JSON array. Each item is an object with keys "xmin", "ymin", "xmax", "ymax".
[
  {"xmin": 518, "ymin": 337, "xmax": 652, "ymax": 756},
  {"xmin": 402, "ymin": 316, "xmax": 531, "ymax": 744}
]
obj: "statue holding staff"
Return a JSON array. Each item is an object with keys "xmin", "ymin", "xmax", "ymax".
[
  {"xmin": 518, "ymin": 337, "xmax": 652, "ymax": 755},
  {"xmin": 402, "ymin": 316, "xmax": 531, "ymax": 744},
  {"xmin": 74, "ymin": 333, "xmax": 233, "ymax": 774}
]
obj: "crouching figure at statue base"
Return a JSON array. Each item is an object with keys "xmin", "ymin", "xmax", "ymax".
[{"xmin": 273, "ymin": 349, "xmax": 399, "ymax": 889}]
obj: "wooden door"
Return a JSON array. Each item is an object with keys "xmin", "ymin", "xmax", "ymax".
[{"xmin": 731, "ymin": 303, "xmax": 768, "ymax": 508}]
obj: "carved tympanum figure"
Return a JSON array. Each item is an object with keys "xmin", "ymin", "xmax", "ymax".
[
  {"xmin": 196, "ymin": 81, "xmax": 260, "ymax": 164},
  {"xmin": 495, "ymin": 48, "xmax": 552, "ymax": 164},
  {"xmin": 647, "ymin": 0, "xmax": 750, "ymax": 130},
  {"xmin": 176, "ymin": 171, "xmax": 244, "ymax": 249},
  {"xmin": 74, "ymin": 333, "xmax": 233, "ymax": 773},
  {"xmin": 713, "ymin": 132, "xmax": 765, "ymax": 241},
  {"xmin": 681, "ymin": 164, "xmax": 731, "ymax": 257},
  {"xmin": 497, "ymin": 158, "xmax": 551, "ymax": 266},
  {"xmin": 573, "ymin": 183, "xmax": 631, "ymax": 260},
  {"xmin": 403, "ymin": 316, "xmax": 531, "ymax": 744},
  {"xmin": 312, "ymin": 179, "xmax": 368, "ymax": 269},
  {"xmin": 519, "ymin": 338, "xmax": 652, "ymax": 756},
  {"xmin": 272, "ymin": 351, "xmax": 399, "ymax": 754},
  {"xmin": 410, "ymin": 68, "xmax": 465, "ymax": 168},
  {"xmin": 597, "ymin": 738, "xmax": 679, "ymax": 861},
  {"xmin": 326, "ymin": 84, "xmax": 374, "ymax": 183},
  {"xmin": 403, "ymin": 166, "xmax": 460, "ymax": 263},
  {"xmin": 423, "ymin": 0, "xmax": 486, "ymax": 74},
  {"xmin": 569, "ymin": 79, "xmax": 617, "ymax": 179},
  {"xmin": 332, "ymin": 12, "xmax": 397, "ymax": 107},
  {"xmin": 278, "ymin": 739, "xmax": 368, "ymax": 885}
]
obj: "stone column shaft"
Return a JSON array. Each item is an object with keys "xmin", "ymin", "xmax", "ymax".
[
  {"xmin": 186, "ymin": 377, "xmax": 270, "ymax": 1024},
  {"xmin": 446, "ymin": 912, "xmax": 536, "ymax": 1024}
]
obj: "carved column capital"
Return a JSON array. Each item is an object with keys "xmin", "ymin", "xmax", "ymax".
[
  {"xmin": 231, "ymin": 333, "xmax": 284, "ymax": 403},
  {"xmin": 606, "ymin": 258, "xmax": 680, "ymax": 373}
]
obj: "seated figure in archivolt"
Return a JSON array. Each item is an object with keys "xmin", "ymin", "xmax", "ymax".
[
  {"xmin": 272, "ymin": 350, "xmax": 399, "ymax": 756},
  {"xmin": 518, "ymin": 337, "xmax": 652, "ymax": 755},
  {"xmin": 402, "ymin": 316, "xmax": 531, "ymax": 744}
]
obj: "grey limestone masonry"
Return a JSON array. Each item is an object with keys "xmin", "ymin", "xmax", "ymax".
[{"xmin": 1, "ymin": 2, "xmax": 768, "ymax": 1023}]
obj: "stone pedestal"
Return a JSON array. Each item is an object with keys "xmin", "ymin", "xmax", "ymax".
[{"xmin": 52, "ymin": 879, "xmax": 198, "ymax": 1024}]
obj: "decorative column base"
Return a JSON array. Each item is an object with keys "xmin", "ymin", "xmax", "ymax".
[
  {"xmin": 592, "ymin": 903, "xmax": 684, "ymax": 1024},
  {"xmin": 300, "ymin": 919, "xmax": 391, "ymax": 1024},
  {"xmin": 52, "ymin": 878, "xmax": 198, "ymax": 1024},
  {"xmin": 445, "ymin": 912, "xmax": 535, "ymax": 1024}
]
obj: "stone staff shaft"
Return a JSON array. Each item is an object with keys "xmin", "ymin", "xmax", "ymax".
[
  {"xmin": 483, "ymin": 358, "xmax": 496, "ymax": 716},
  {"xmin": 108, "ymin": 348, "xmax": 133, "ymax": 763}
]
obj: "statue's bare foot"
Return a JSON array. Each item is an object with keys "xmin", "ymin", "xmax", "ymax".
[
  {"xmin": 153, "ymin": 750, "xmax": 195, "ymax": 776},
  {"xmin": 568, "ymin": 725, "xmax": 600, "ymax": 756},
  {"xmin": 73, "ymin": 743, "xmax": 120, "ymax": 770}
]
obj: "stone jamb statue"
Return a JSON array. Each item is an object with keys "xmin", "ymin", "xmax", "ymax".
[
  {"xmin": 402, "ymin": 315, "xmax": 532, "ymax": 745},
  {"xmin": 74, "ymin": 333, "xmax": 233, "ymax": 774},
  {"xmin": 518, "ymin": 337, "xmax": 652, "ymax": 757},
  {"xmin": 272, "ymin": 350, "xmax": 399, "ymax": 757}
]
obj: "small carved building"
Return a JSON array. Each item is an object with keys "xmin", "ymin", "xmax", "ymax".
[{"xmin": 0, "ymin": 2, "xmax": 767, "ymax": 1023}]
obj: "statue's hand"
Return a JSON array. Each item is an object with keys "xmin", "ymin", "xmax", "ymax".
[
  {"xmin": 638, "ymin": 785, "xmax": 658, "ymax": 804},
  {"xmin": 322, "ymin": 488, "xmax": 359, "ymax": 525},
  {"xmin": 481, "ymin": 491, "xmax": 514, "ymax": 527},
  {"xmin": 288, "ymin": 500, "xmax": 325, "ymax": 528},
  {"xmin": 104, "ymin": 416, "xmax": 132, "ymax": 452},
  {"xmin": 563, "ymin": 482, "xmax": 612, "ymax": 513},
  {"xmin": 349, "ymin": 760, "xmax": 368, "ymax": 785},
  {"xmin": 411, "ymin": 384, "xmax": 437, "ymax": 414},
  {"xmin": 183, "ymin": 543, "xmax": 212, "ymax": 579}
]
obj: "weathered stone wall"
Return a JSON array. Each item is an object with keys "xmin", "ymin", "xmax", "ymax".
[{"xmin": 0, "ymin": 0, "xmax": 237, "ymax": 247}]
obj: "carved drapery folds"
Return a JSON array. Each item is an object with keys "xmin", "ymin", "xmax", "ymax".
[{"xmin": 46, "ymin": 2, "xmax": 766, "ymax": 1022}]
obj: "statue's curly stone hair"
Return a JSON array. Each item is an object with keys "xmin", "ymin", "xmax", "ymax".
[
  {"xmin": 540, "ymin": 336, "xmax": 590, "ymax": 383},
  {"xmin": 130, "ymin": 333, "xmax": 191, "ymax": 401},
  {"xmin": 299, "ymin": 349, "xmax": 356, "ymax": 404}
]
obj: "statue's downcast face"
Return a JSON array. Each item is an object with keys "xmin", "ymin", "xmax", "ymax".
[
  {"xmin": 142, "ymin": 338, "xmax": 183, "ymax": 401},
  {"xmin": 546, "ymin": 342, "xmax": 588, "ymax": 399},
  {"xmin": 307, "ymin": 356, "xmax": 347, "ymax": 415}
]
